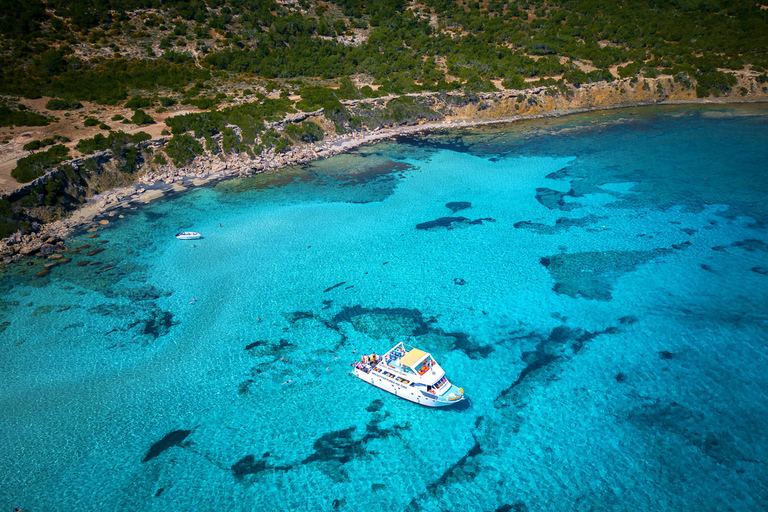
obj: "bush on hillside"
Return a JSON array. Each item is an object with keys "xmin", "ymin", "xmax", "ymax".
[
  {"xmin": 11, "ymin": 144, "xmax": 70, "ymax": 183},
  {"xmin": 45, "ymin": 98, "xmax": 82, "ymax": 110}
]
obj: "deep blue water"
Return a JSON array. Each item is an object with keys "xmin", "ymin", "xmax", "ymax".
[{"xmin": 1, "ymin": 104, "xmax": 767, "ymax": 511}]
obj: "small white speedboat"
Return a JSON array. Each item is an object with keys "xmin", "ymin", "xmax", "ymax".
[{"xmin": 175, "ymin": 231, "xmax": 202, "ymax": 240}]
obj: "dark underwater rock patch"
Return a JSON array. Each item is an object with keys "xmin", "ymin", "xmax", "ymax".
[
  {"xmin": 142, "ymin": 429, "xmax": 192, "ymax": 463},
  {"xmin": 496, "ymin": 324, "xmax": 621, "ymax": 409},
  {"xmin": 286, "ymin": 311, "xmax": 315, "ymax": 323},
  {"xmin": 331, "ymin": 305, "xmax": 493, "ymax": 359},
  {"xmin": 659, "ymin": 350, "xmax": 675, "ymax": 360},
  {"xmin": 449, "ymin": 331, "xmax": 494, "ymax": 359},
  {"xmin": 302, "ymin": 427, "xmax": 364, "ymax": 466},
  {"xmin": 323, "ymin": 282, "xmax": 346, "ymax": 293},
  {"xmin": 331, "ymin": 305, "xmax": 436, "ymax": 337},
  {"xmin": 137, "ymin": 310, "xmax": 177, "ymax": 339},
  {"xmin": 541, "ymin": 249, "xmax": 671, "ymax": 301},
  {"xmin": 416, "ymin": 216, "xmax": 495, "ymax": 231},
  {"xmin": 417, "ymin": 438, "xmax": 482, "ymax": 502},
  {"xmin": 238, "ymin": 379, "xmax": 254, "ymax": 394},
  {"xmin": 231, "ymin": 453, "xmax": 291, "ymax": 481},
  {"xmin": 514, "ymin": 215, "xmax": 601, "ymax": 234},
  {"xmin": 713, "ymin": 239, "xmax": 768, "ymax": 254},
  {"xmin": 495, "ymin": 339, "xmax": 558, "ymax": 409},
  {"xmin": 626, "ymin": 400, "xmax": 750, "ymax": 465},
  {"xmin": 400, "ymin": 134, "xmax": 473, "ymax": 154},
  {"xmin": 303, "ymin": 418, "xmax": 409, "ymax": 469},
  {"xmin": 751, "ymin": 266, "xmax": 768, "ymax": 275},
  {"xmin": 731, "ymin": 239, "xmax": 768, "ymax": 252},
  {"xmin": 365, "ymin": 399, "xmax": 384, "ymax": 413},
  {"xmin": 535, "ymin": 187, "xmax": 579, "ymax": 211},
  {"xmin": 446, "ymin": 201, "xmax": 471, "ymax": 213},
  {"xmin": 495, "ymin": 503, "xmax": 530, "ymax": 512},
  {"xmin": 88, "ymin": 304, "xmax": 137, "ymax": 317}
]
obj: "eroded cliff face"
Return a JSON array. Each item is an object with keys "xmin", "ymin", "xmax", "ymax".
[{"xmin": 444, "ymin": 76, "xmax": 724, "ymax": 120}]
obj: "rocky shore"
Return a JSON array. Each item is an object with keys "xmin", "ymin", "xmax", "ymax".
[{"xmin": 2, "ymin": 75, "xmax": 767, "ymax": 263}]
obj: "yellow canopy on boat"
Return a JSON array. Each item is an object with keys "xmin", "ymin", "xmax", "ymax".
[{"xmin": 400, "ymin": 349, "xmax": 427, "ymax": 368}]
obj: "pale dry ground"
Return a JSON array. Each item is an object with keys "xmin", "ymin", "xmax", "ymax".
[{"xmin": 0, "ymin": 98, "xmax": 201, "ymax": 195}]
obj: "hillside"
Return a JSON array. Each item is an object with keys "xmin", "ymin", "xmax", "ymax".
[{"xmin": 1, "ymin": 0, "xmax": 767, "ymax": 246}]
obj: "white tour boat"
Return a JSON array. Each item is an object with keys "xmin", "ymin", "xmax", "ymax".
[
  {"xmin": 352, "ymin": 342, "xmax": 465, "ymax": 407},
  {"xmin": 175, "ymin": 231, "xmax": 202, "ymax": 240}
]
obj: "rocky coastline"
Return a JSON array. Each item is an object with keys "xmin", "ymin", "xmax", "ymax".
[{"xmin": 2, "ymin": 75, "xmax": 767, "ymax": 264}]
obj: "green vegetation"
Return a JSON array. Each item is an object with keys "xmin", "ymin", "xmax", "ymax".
[
  {"xmin": 1, "ymin": 0, "xmax": 763, "ymax": 107},
  {"xmin": 131, "ymin": 109, "xmax": 155, "ymax": 125},
  {"xmin": 0, "ymin": 105, "xmax": 52, "ymax": 127},
  {"xmin": 83, "ymin": 117, "xmax": 100, "ymax": 127},
  {"xmin": 75, "ymin": 131, "xmax": 151, "ymax": 173},
  {"xmin": 164, "ymin": 133, "xmax": 203, "ymax": 166},
  {"xmin": 75, "ymin": 130, "xmax": 151, "ymax": 154},
  {"xmin": 11, "ymin": 144, "xmax": 70, "ymax": 183},
  {"xmin": 164, "ymin": 97, "xmax": 295, "ymax": 159},
  {"xmin": 355, "ymin": 97, "xmax": 443, "ymax": 129},
  {"xmin": 22, "ymin": 134, "xmax": 71, "ymax": 151},
  {"xmin": 45, "ymin": 98, "xmax": 82, "ymax": 110},
  {"xmin": 284, "ymin": 121, "xmax": 324, "ymax": 143},
  {"xmin": 125, "ymin": 96, "xmax": 153, "ymax": 109}
]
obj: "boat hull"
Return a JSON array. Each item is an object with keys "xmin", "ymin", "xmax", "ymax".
[
  {"xmin": 175, "ymin": 232, "xmax": 202, "ymax": 240},
  {"xmin": 353, "ymin": 368, "xmax": 463, "ymax": 408}
]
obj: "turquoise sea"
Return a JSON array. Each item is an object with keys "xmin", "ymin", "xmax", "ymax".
[{"xmin": 1, "ymin": 104, "xmax": 767, "ymax": 511}]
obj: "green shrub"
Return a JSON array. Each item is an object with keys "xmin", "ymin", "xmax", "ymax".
[
  {"xmin": 181, "ymin": 97, "xmax": 216, "ymax": 110},
  {"xmin": 23, "ymin": 140, "xmax": 43, "ymax": 151},
  {"xmin": 11, "ymin": 144, "xmax": 70, "ymax": 183},
  {"xmin": 502, "ymin": 74, "xmax": 527, "ymax": 90},
  {"xmin": 22, "ymin": 134, "xmax": 70, "ymax": 151},
  {"xmin": 284, "ymin": 121, "xmax": 325, "ymax": 143},
  {"xmin": 99, "ymin": 123, "xmax": 110, "ymax": 130},
  {"xmin": 45, "ymin": 98, "xmax": 82, "ymax": 110},
  {"xmin": 696, "ymin": 70, "xmax": 737, "ymax": 97},
  {"xmin": 111, "ymin": 114, "xmax": 124, "ymax": 121},
  {"xmin": 83, "ymin": 117, "xmax": 99, "ymax": 126},
  {"xmin": 464, "ymin": 74, "xmax": 497, "ymax": 93},
  {"xmin": 0, "ymin": 106, "xmax": 52, "ymax": 127},
  {"xmin": 164, "ymin": 133, "xmax": 203, "ymax": 166},
  {"xmin": 337, "ymin": 77, "xmax": 362, "ymax": 100},
  {"xmin": 131, "ymin": 109, "xmax": 155, "ymax": 125},
  {"xmin": 125, "ymin": 96, "xmax": 152, "ymax": 109},
  {"xmin": 76, "ymin": 131, "xmax": 151, "ymax": 154},
  {"xmin": 154, "ymin": 153, "xmax": 168, "ymax": 165},
  {"xmin": 296, "ymin": 86, "xmax": 339, "ymax": 111}
]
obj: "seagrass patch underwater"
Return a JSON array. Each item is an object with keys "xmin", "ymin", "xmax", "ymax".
[{"xmin": 1, "ymin": 104, "xmax": 767, "ymax": 512}]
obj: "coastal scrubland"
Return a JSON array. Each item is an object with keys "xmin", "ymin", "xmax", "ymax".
[{"xmin": 0, "ymin": 0, "xmax": 767, "ymax": 245}]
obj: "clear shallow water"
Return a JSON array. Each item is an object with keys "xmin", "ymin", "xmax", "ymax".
[{"xmin": 1, "ymin": 104, "xmax": 767, "ymax": 511}]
